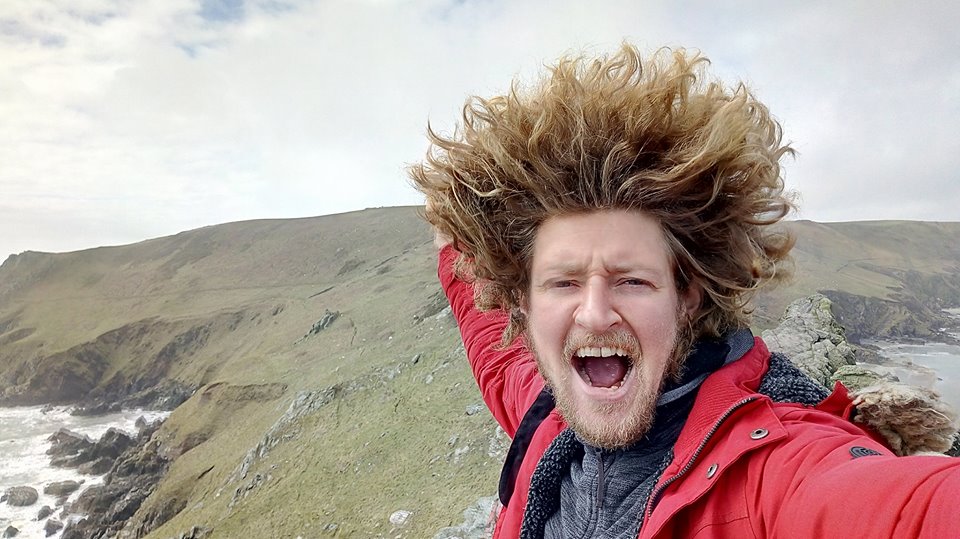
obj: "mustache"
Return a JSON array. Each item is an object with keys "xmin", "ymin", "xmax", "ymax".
[{"xmin": 562, "ymin": 330, "xmax": 642, "ymax": 360}]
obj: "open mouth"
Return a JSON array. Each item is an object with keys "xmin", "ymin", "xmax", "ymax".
[{"xmin": 572, "ymin": 346, "xmax": 634, "ymax": 389}]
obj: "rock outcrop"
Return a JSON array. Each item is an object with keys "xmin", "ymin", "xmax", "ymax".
[
  {"xmin": 762, "ymin": 294, "xmax": 856, "ymax": 387},
  {"xmin": 49, "ymin": 427, "xmax": 135, "ymax": 473},
  {"xmin": 60, "ymin": 422, "xmax": 171, "ymax": 539},
  {"xmin": 765, "ymin": 294, "xmax": 959, "ymax": 456}
]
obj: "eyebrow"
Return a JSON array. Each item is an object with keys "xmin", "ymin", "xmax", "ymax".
[{"xmin": 537, "ymin": 262, "xmax": 664, "ymax": 277}]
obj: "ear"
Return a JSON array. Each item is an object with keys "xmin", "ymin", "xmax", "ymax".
[{"xmin": 680, "ymin": 281, "xmax": 703, "ymax": 319}]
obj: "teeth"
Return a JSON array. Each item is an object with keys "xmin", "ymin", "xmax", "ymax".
[{"xmin": 575, "ymin": 346, "xmax": 628, "ymax": 358}]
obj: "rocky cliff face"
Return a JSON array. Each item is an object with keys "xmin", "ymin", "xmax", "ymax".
[
  {"xmin": 764, "ymin": 294, "xmax": 958, "ymax": 457},
  {"xmin": 824, "ymin": 289, "xmax": 959, "ymax": 343},
  {"xmin": 762, "ymin": 294, "xmax": 858, "ymax": 387}
]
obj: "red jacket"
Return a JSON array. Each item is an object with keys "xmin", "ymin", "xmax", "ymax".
[{"xmin": 439, "ymin": 246, "xmax": 960, "ymax": 538}]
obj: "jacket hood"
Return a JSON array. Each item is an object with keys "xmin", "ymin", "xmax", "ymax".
[{"xmin": 851, "ymin": 382, "xmax": 959, "ymax": 456}]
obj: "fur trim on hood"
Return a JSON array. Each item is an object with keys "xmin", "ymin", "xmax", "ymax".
[{"xmin": 852, "ymin": 382, "xmax": 959, "ymax": 456}]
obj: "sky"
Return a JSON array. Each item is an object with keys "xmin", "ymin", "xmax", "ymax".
[{"xmin": 1, "ymin": 0, "xmax": 958, "ymax": 260}]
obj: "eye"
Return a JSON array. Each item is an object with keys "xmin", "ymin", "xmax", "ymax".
[
  {"xmin": 551, "ymin": 280, "xmax": 576, "ymax": 289},
  {"xmin": 619, "ymin": 278, "xmax": 650, "ymax": 287}
]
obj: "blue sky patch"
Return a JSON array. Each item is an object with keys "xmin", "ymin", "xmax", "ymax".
[{"xmin": 199, "ymin": 0, "xmax": 245, "ymax": 23}]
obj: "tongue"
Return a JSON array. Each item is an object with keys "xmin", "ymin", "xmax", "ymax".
[{"xmin": 582, "ymin": 356, "xmax": 628, "ymax": 388}]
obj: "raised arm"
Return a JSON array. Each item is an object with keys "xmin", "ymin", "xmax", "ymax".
[{"xmin": 437, "ymin": 245, "xmax": 544, "ymax": 437}]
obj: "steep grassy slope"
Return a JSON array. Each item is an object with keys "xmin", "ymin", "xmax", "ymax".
[
  {"xmin": 0, "ymin": 210, "xmax": 957, "ymax": 537},
  {"xmin": 753, "ymin": 220, "xmax": 960, "ymax": 338},
  {"xmin": 1, "ymin": 207, "xmax": 508, "ymax": 537}
]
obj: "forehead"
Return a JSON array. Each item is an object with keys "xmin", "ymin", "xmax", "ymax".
[{"xmin": 530, "ymin": 210, "xmax": 674, "ymax": 275}]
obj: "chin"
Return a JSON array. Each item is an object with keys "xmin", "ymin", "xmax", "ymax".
[{"xmin": 555, "ymin": 378, "xmax": 659, "ymax": 450}]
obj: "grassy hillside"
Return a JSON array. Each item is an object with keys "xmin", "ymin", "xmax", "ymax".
[
  {"xmin": 753, "ymin": 220, "xmax": 960, "ymax": 338},
  {"xmin": 0, "ymin": 209, "xmax": 957, "ymax": 537}
]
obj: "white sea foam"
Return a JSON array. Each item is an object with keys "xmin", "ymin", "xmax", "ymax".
[
  {"xmin": 0, "ymin": 406, "xmax": 169, "ymax": 539},
  {"xmin": 863, "ymin": 339, "xmax": 960, "ymax": 412}
]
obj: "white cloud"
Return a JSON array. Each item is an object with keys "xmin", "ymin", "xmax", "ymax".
[{"xmin": 1, "ymin": 0, "xmax": 958, "ymax": 259}]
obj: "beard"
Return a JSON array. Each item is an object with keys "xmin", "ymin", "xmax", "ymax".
[{"xmin": 527, "ymin": 304, "xmax": 695, "ymax": 450}]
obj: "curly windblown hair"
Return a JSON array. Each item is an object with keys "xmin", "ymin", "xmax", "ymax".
[{"xmin": 410, "ymin": 45, "xmax": 795, "ymax": 344}]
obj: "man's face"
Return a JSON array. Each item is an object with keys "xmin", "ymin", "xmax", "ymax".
[{"xmin": 524, "ymin": 210, "xmax": 701, "ymax": 449}]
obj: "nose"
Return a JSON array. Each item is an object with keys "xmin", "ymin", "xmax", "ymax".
[{"xmin": 574, "ymin": 277, "xmax": 622, "ymax": 332}]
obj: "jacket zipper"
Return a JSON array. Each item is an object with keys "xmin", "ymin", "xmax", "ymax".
[
  {"xmin": 596, "ymin": 448, "xmax": 606, "ymax": 510},
  {"xmin": 641, "ymin": 396, "xmax": 759, "ymax": 528},
  {"xmin": 580, "ymin": 448, "xmax": 607, "ymax": 539}
]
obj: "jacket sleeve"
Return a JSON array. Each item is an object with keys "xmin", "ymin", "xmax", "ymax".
[
  {"xmin": 753, "ymin": 407, "xmax": 960, "ymax": 538},
  {"xmin": 437, "ymin": 245, "xmax": 544, "ymax": 437}
]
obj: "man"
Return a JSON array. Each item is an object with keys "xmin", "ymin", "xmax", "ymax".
[{"xmin": 410, "ymin": 45, "xmax": 960, "ymax": 538}]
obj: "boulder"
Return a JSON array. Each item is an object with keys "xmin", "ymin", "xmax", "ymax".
[
  {"xmin": 91, "ymin": 428, "xmax": 136, "ymax": 461},
  {"xmin": 46, "ymin": 429, "xmax": 94, "ymax": 457},
  {"xmin": 3, "ymin": 526, "xmax": 18, "ymax": 538},
  {"xmin": 44, "ymin": 480, "xmax": 81, "ymax": 497},
  {"xmin": 37, "ymin": 505, "xmax": 53, "ymax": 520},
  {"xmin": 43, "ymin": 519, "xmax": 63, "ymax": 537},
  {"xmin": 762, "ymin": 294, "xmax": 856, "ymax": 386},
  {"xmin": 2, "ymin": 486, "xmax": 38, "ymax": 506}
]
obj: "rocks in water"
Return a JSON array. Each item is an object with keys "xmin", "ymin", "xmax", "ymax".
[
  {"xmin": 49, "ymin": 427, "xmax": 135, "ymax": 473},
  {"xmin": 60, "ymin": 422, "xmax": 173, "ymax": 539},
  {"xmin": 70, "ymin": 402, "xmax": 121, "ymax": 416},
  {"xmin": 762, "ymin": 294, "xmax": 856, "ymax": 387},
  {"xmin": 434, "ymin": 496, "xmax": 497, "ymax": 539},
  {"xmin": 43, "ymin": 480, "xmax": 81, "ymax": 497},
  {"xmin": 2, "ymin": 486, "xmax": 39, "ymax": 507},
  {"xmin": 43, "ymin": 519, "xmax": 63, "ymax": 537},
  {"xmin": 92, "ymin": 428, "xmax": 137, "ymax": 460},
  {"xmin": 37, "ymin": 505, "xmax": 53, "ymax": 520},
  {"xmin": 47, "ymin": 429, "xmax": 94, "ymax": 458},
  {"xmin": 3, "ymin": 526, "xmax": 19, "ymax": 538}
]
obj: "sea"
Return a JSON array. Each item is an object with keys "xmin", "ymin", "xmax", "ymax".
[
  {"xmin": 860, "ymin": 308, "xmax": 960, "ymax": 411},
  {"xmin": 863, "ymin": 339, "xmax": 960, "ymax": 411},
  {"xmin": 0, "ymin": 406, "xmax": 169, "ymax": 538}
]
